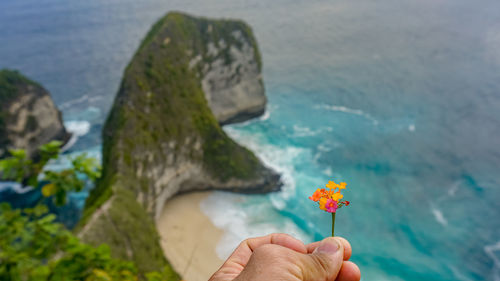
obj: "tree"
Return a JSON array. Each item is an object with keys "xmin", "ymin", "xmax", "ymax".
[{"xmin": 0, "ymin": 142, "xmax": 179, "ymax": 281}]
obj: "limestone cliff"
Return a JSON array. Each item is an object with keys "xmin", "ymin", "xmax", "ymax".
[
  {"xmin": 199, "ymin": 24, "xmax": 266, "ymax": 125},
  {"xmin": 78, "ymin": 12, "xmax": 279, "ymax": 278},
  {"xmin": 0, "ymin": 70, "xmax": 70, "ymax": 159}
]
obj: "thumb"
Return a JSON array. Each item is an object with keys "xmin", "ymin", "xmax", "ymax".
[{"xmin": 298, "ymin": 237, "xmax": 344, "ymax": 281}]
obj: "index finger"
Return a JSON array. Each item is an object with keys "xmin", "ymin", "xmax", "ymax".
[{"xmin": 225, "ymin": 233, "xmax": 307, "ymax": 269}]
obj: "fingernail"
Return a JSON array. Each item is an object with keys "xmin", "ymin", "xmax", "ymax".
[{"xmin": 313, "ymin": 238, "xmax": 339, "ymax": 255}]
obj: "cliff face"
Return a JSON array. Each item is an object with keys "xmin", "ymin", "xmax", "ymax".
[
  {"xmin": 0, "ymin": 70, "xmax": 70, "ymax": 158},
  {"xmin": 79, "ymin": 12, "xmax": 279, "ymax": 277},
  {"xmin": 199, "ymin": 27, "xmax": 266, "ymax": 125}
]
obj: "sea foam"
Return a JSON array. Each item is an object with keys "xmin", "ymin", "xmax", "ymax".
[
  {"xmin": 0, "ymin": 182, "xmax": 32, "ymax": 194},
  {"xmin": 315, "ymin": 104, "xmax": 379, "ymax": 125},
  {"xmin": 431, "ymin": 206, "xmax": 448, "ymax": 226},
  {"xmin": 223, "ymin": 126, "xmax": 304, "ymax": 202},
  {"xmin": 62, "ymin": 120, "xmax": 91, "ymax": 152},
  {"xmin": 201, "ymin": 192, "xmax": 311, "ymax": 260},
  {"xmin": 484, "ymin": 241, "xmax": 500, "ymax": 281}
]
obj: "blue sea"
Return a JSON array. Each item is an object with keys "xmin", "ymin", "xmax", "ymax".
[{"xmin": 1, "ymin": 0, "xmax": 500, "ymax": 280}]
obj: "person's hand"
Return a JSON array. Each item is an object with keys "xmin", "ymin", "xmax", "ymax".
[{"xmin": 209, "ymin": 233, "xmax": 361, "ymax": 281}]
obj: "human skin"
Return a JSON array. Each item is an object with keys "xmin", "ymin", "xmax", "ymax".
[{"xmin": 209, "ymin": 233, "xmax": 361, "ymax": 281}]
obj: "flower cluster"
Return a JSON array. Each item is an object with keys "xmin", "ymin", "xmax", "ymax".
[{"xmin": 309, "ymin": 180, "xmax": 350, "ymax": 213}]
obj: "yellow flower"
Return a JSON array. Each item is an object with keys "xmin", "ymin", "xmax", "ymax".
[
  {"xmin": 338, "ymin": 182, "xmax": 347, "ymax": 190},
  {"xmin": 325, "ymin": 180, "xmax": 338, "ymax": 190},
  {"xmin": 326, "ymin": 179, "xmax": 348, "ymax": 191},
  {"xmin": 331, "ymin": 191, "xmax": 343, "ymax": 201},
  {"xmin": 319, "ymin": 197, "xmax": 328, "ymax": 211}
]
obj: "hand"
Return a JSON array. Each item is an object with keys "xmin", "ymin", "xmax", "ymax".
[{"xmin": 209, "ymin": 233, "xmax": 361, "ymax": 281}]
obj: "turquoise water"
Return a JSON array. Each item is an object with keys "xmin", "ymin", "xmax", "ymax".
[{"xmin": 1, "ymin": 0, "xmax": 500, "ymax": 280}]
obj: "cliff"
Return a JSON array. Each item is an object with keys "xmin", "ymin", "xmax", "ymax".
[
  {"xmin": 78, "ymin": 12, "xmax": 279, "ymax": 278},
  {"xmin": 0, "ymin": 70, "xmax": 70, "ymax": 159},
  {"xmin": 199, "ymin": 20, "xmax": 266, "ymax": 125}
]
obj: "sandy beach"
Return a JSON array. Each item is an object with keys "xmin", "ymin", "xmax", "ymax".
[{"xmin": 157, "ymin": 191, "xmax": 224, "ymax": 281}]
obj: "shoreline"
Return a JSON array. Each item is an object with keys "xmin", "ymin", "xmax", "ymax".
[{"xmin": 156, "ymin": 191, "xmax": 224, "ymax": 281}]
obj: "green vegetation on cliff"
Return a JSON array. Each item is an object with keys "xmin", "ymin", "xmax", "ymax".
[
  {"xmin": 0, "ymin": 70, "xmax": 43, "ymax": 151},
  {"xmin": 0, "ymin": 69, "xmax": 41, "ymax": 103},
  {"xmin": 102, "ymin": 11, "xmax": 262, "ymax": 186}
]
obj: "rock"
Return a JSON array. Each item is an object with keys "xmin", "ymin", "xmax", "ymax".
[
  {"xmin": 0, "ymin": 69, "xmax": 70, "ymax": 158},
  {"xmin": 78, "ymin": 12, "xmax": 280, "ymax": 277},
  {"xmin": 198, "ymin": 29, "xmax": 266, "ymax": 125}
]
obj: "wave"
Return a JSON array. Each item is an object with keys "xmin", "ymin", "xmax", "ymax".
[
  {"xmin": 59, "ymin": 95, "xmax": 90, "ymax": 110},
  {"xmin": 484, "ymin": 241, "xmax": 500, "ymax": 281},
  {"xmin": 0, "ymin": 182, "xmax": 33, "ymax": 194},
  {"xmin": 316, "ymin": 104, "xmax": 379, "ymax": 125},
  {"xmin": 448, "ymin": 181, "xmax": 460, "ymax": 197},
  {"xmin": 317, "ymin": 143, "xmax": 332, "ymax": 152},
  {"xmin": 61, "ymin": 120, "xmax": 91, "ymax": 152},
  {"xmin": 65, "ymin": 120, "xmax": 91, "ymax": 136},
  {"xmin": 224, "ymin": 126, "xmax": 304, "ymax": 202},
  {"xmin": 429, "ymin": 181, "xmax": 462, "ymax": 227},
  {"xmin": 201, "ymin": 127, "xmax": 312, "ymax": 259},
  {"xmin": 293, "ymin": 125, "xmax": 333, "ymax": 138},
  {"xmin": 430, "ymin": 206, "xmax": 448, "ymax": 226},
  {"xmin": 259, "ymin": 109, "xmax": 271, "ymax": 121},
  {"xmin": 59, "ymin": 95, "xmax": 103, "ymax": 110},
  {"xmin": 201, "ymin": 192, "xmax": 311, "ymax": 260},
  {"xmin": 449, "ymin": 265, "xmax": 475, "ymax": 281},
  {"xmin": 292, "ymin": 125, "xmax": 320, "ymax": 137}
]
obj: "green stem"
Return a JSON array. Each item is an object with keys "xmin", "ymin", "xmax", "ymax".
[{"xmin": 331, "ymin": 212, "xmax": 336, "ymax": 237}]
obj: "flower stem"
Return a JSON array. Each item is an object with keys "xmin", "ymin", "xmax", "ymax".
[{"xmin": 331, "ymin": 212, "xmax": 336, "ymax": 237}]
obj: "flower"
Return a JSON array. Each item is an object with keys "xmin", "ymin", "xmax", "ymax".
[
  {"xmin": 309, "ymin": 188, "xmax": 326, "ymax": 202},
  {"xmin": 325, "ymin": 180, "xmax": 338, "ymax": 190},
  {"xmin": 319, "ymin": 197, "xmax": 328, "ymax": 211},
  {"xmin": 326, "ymin": 180, "xmax": 347, "ymax": 191},
  {"xmin": 330, "ymin": 191, "xmax": 343, "ymax": 201},
  {"xmin": 309, "ymin": 178, "xmax": 351, "ymax": 237},
  {"xmin": 338, "ymin": 182, "xmax": 347, "ymax": 190},
  {"xmin": 325, "ymin": 199, "xmax": 337, "ymax": 213},
  {"xmin": 309, "ymin": 178, "xmax": 350, "ymax": 213}
]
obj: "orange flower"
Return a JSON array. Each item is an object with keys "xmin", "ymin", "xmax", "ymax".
[{"xmin": 308, "ymin": 188, "xmax": 326, "ymax": 202}]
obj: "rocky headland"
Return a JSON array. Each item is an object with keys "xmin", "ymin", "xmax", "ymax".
[
  {"xmin": 78, "ymin": 12, "xmax": 280, "ymax": 278},
  {"xmin": 0, "ymin": 70, "xmax": 70, "ymax": 159}
]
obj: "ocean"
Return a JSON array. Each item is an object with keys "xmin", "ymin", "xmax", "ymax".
[{"xmin": 1, "ymin": 0, "xmax": 500, "ymax": 280}]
